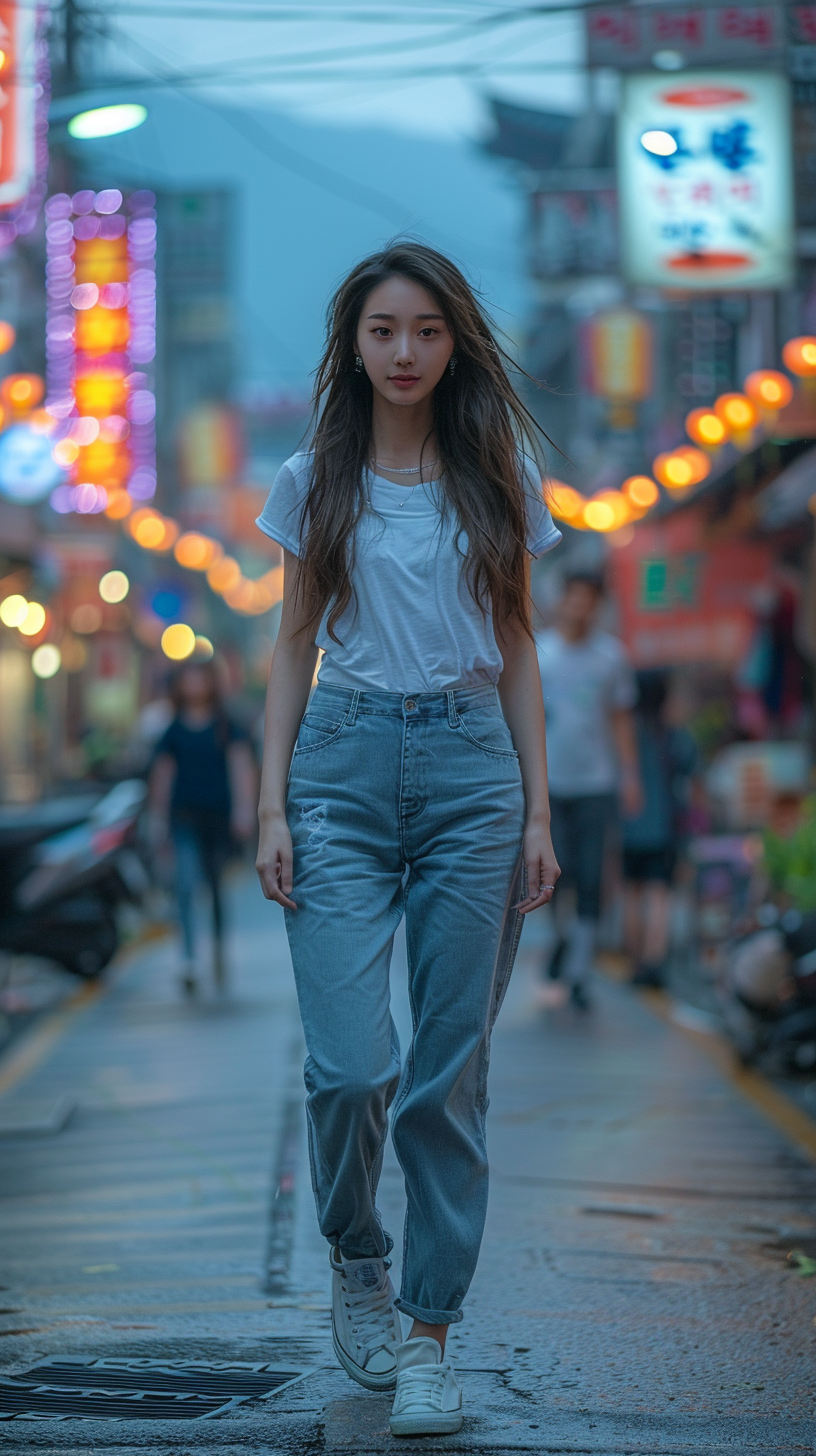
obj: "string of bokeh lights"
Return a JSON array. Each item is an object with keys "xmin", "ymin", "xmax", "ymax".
[{"xmin": 548, "ymin": 336, "xmax": 816, "ymax": 537}]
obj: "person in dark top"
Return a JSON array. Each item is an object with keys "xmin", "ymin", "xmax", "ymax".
[
  {"xmin": 622, "ymin": 669, "xmax": 696, "ymax": 988},
  {"xmin": 149, "ymin": 660, "xmax": 257, "ymax": 994}
]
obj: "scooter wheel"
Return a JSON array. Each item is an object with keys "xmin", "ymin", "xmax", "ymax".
[{"xmin": 58, "ymin": 916, "xmax": 119, "ymax": 979}]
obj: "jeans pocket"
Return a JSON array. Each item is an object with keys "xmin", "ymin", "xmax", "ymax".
[
  {"xmin": 293, "ymin": 711, "xmax": 347, "ymax": 755},
  {"xmin": 456, "ymin": 706, "xmax": 519, "ymax": 759}
]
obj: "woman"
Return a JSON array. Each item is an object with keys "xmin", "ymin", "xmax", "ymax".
[
  {"xmin": 255, "ymin": 243, "xmax": 560, "ymax": 1437},
  {"xmin": 149, "ymin": 659, "xmax": 257, "ymax": 994}
]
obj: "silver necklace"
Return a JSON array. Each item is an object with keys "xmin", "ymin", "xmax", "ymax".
[
  {"xmin": 371, "ymin": 459, "xmax": 438, "ymax": 474},
  {"xmin": 369, "ymin": 459, "xmax": 439, "ymax": 507}
]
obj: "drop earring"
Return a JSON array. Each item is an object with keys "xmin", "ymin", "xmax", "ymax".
[
  {"xmin": 449, "ymin": 354, "xmax": 458, "ymax": 376},
  {"xmin": 354, "ymin": 355, "xmax": 363, "ymax": 373}
]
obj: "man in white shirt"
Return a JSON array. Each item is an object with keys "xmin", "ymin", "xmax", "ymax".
[{"xmin": 537, "ymin": 571, "xmax": 642, "ymax": 1007}]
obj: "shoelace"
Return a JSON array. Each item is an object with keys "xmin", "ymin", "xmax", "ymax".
[
  {"xmin": 394, "ymin": 1364, "xmax": 452, "ymax": 1412},
  {"xmin": 341, "ymin": 1279, "xmax": 396, "ymax": 1356}
]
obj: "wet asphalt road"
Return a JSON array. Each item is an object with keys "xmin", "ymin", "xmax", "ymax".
[{"xmin": 0, "ymin": 871, "xmax": 814, "ymax": 1454}]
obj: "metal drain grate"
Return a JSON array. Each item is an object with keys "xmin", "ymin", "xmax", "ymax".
[{"xmin": 0, "ymin": 1358, "xmax": 311, "ymax": 1421}]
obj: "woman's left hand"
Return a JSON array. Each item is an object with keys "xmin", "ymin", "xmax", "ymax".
[{"xmin": 515, "ymin": 816, "xmax": 560, "ymax": 914}]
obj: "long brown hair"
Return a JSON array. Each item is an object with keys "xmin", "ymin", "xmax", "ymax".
[
  {"xmin": 298, "ymin": 241, "xmax": 549, "ymax": 641},
  {"xmin": 168, "ymin": 660, "xmax": 230, "ymax": 747}
]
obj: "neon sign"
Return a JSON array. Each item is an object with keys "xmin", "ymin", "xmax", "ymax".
[{"xmin": 45, "ymin": 188, "xmax": 157, "ymax": 515}]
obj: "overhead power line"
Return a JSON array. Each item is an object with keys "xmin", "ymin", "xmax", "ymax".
[
  {"xmin": 93, "ymin": 0, "xmax": 629, "ymax": 23},
  {"xmin": 97, "ymin": 4, "xmax": 504, "ymax": 19},
  {"xmin": 107, "ymin": 16, "xmax": 532, "ymax": 78},
  {"xmin": 107, "ymin": 27, "xmax": 523, "ymax": 274},
  {"xmin": 54, "ymin": 57, "xmax": 584, "ymax": 92}
]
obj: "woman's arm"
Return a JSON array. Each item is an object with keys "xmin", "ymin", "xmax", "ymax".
[
  {"xmin": 147, "ymin": 751, "xmax": 176, "ymax": 848},
  {"xmin": 227, "ymin": 740, "xmax": 259, "ymax": 842},
  {"xmin": 256, "ymin": 548, "xmax": 319, "ymax": 909},
  {"xmin": 495, "ymin": 592, "xmax": 560, "ymax": 914}
]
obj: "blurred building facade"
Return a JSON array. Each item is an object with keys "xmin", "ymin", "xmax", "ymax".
[
  {"xmin": 155, "ymin": 189, "xmax": 236, "ymax": 500},
  {"xmin": 485, "ymin": 6, "xmax": 816, "ymax": 500},
  {"xmin": 486, "ymin": 4, "xmax": 816, "ymax": 787}
]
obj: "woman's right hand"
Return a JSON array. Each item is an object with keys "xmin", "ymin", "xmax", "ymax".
[{"xmin": 256, "ymin": 811, "xmax": 297, "ymax": 909}]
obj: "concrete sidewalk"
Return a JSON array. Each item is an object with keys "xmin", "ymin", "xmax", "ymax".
[{"xmin": 0, "ymin": 872, "xmax": 815, "ymax": 1453}]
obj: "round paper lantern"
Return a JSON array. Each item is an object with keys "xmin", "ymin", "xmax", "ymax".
[
  {"xmin": 714, "ymin": 393, "xmax": 758, "ymax": 433},
  {"xmin": 686, "ymin": 407, "xmax": 728, "ymax": 448},
  {"xmin": 782, "ymin": 336, "xmax": 816, "ymax": 378},
  {"xmin": 744, "ymin": 369, "xmax": 794, "ymax": 410},
  {"xmin": 622, "ymin": 475, "xmax": 659, "ymax": 511}
]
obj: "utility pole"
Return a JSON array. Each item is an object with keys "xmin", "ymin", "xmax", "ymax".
[
  {"xmin": 63, "ymin": 0, "xmax": 78, "ymax": 94},
  {"xmin": 52, "ymin": 0, "xmax": 90, "ymax": 100}
]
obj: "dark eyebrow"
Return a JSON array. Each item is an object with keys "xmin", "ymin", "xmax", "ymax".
[{"xmin": 366, "ymin": 312, "xmax": 445, "ymax": 321}]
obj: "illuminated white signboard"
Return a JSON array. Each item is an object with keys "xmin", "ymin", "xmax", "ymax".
[{"xmin": 618, "ymin": 71, "xmax": 794, "ymax": 291}]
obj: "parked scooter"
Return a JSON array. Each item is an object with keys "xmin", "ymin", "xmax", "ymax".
[
  {"xmin": 720, "ymin": 907, "xmax": 816, "ymax": 1071},
  {"xmin": 0, "ymin": 780, "xmax": 149, "ymax": 979}
]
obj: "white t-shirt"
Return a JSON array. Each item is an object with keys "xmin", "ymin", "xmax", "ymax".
[
  {"xmin": 536, "ymin": 627, "xmax": 636, "ymax": 796},
  {"xmin": 256, "ymin": 451, "xmax": 561, "ymax": 693}
]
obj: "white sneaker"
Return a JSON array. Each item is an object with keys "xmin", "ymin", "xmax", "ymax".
[
  {"xmin": 389, "ymin": 1337, "xmax": 463, "ymax": 1437},
  {"xmin": 330, "ymin": 1248, "xmax": 402, "ymax": 1391}
]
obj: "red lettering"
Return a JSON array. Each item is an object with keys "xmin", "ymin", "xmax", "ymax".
[
  {"xmin": 791, "ymin": 6, "xmax": 816, "ymax": 44},
  {"xmin": 654, "ymin": 11, "xmax": 705, "ymax": 45},
  {"xmin": 729, "ymin": 181, "xmax": 757, "ymax": 202},
  {"xmin": 690, "ymin": 182, "xmax": 714, "ymax": 204},
  {"xmin": 718, "ymin": 7, "xmax": 774, "ymax": 45},
  {"xmin": 589, "ymin": 10, "xmax": 640, "ymax": 47}
]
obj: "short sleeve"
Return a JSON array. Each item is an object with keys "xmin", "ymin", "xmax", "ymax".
[
  {"xmin": 255, "ymin": 454, "xmax": 311, "ymax": 557},
  {"xmin": 522, "ymin": 459, "xmax": 562, "ymax": 557}
]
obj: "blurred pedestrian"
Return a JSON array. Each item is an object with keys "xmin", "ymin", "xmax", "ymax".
[
  {"xmin": 254, "ymin": 243, "xmax": 561, "ymax": 1436},
  {"xmin": 148, "ymin": 660, "xmax": 257, "ymax": 995},
  {"xmin": 536, "ymin": 571, "xmax": 642, "ymax": 1008},
  {"xmin": 622, "ymin": 669, "xmax": 696, "ymax": 988}
]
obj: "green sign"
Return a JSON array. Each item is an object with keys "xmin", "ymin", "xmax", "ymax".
[{"xmin": 640, "ymin": 553, "xmax": 701, "ymax": 612}]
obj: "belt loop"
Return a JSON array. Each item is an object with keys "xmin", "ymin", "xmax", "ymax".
[
  {"xmin": 447, "ymin": 689, "xmax": 459, "ymax": 727},
  {"xmin": 346, "ymin": 689, "xmax": 360, "ymax": 726}
]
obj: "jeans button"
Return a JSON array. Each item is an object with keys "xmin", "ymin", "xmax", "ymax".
[{"xmin": 404, "ymin": 699, "xmax": 417, "ymax": 712}]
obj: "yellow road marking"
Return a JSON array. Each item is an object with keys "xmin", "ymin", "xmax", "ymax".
[
  {"xmin": 0, "ymin": 922, "xmax": 171, "ymax": 1102},
  {"xmin": 0, "ymin": 981, "xmax": 102, "ymax": 1098},
  {"xmin": 641, "ymin": 988, "xmax": 816, "ymax": 1165}
]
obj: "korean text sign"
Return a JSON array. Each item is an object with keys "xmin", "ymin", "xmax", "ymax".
[
  {"xmin": 588, "ymin": 7, "xmax": 785, "ymax": 69},
  {"xmin": 618, "ymin": 71, "xmax": 794, "ymax": 290}
]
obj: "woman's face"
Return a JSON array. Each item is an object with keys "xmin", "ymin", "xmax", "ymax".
[
  {"xmin": 177, "ymin": 666, "xmax": 214, "ymax": 709},
  {"xmin": 355, "ymin": 275, "xmax": 455, "ymax": 408}
]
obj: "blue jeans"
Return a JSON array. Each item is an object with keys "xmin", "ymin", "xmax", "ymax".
[
  {"xmin": 171, "ymin": 814, "xmax": 231, "ymax": 961},
  {"xmin": 285, "ymin": 683, "xmax": 526, "ymax": 1325}
]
